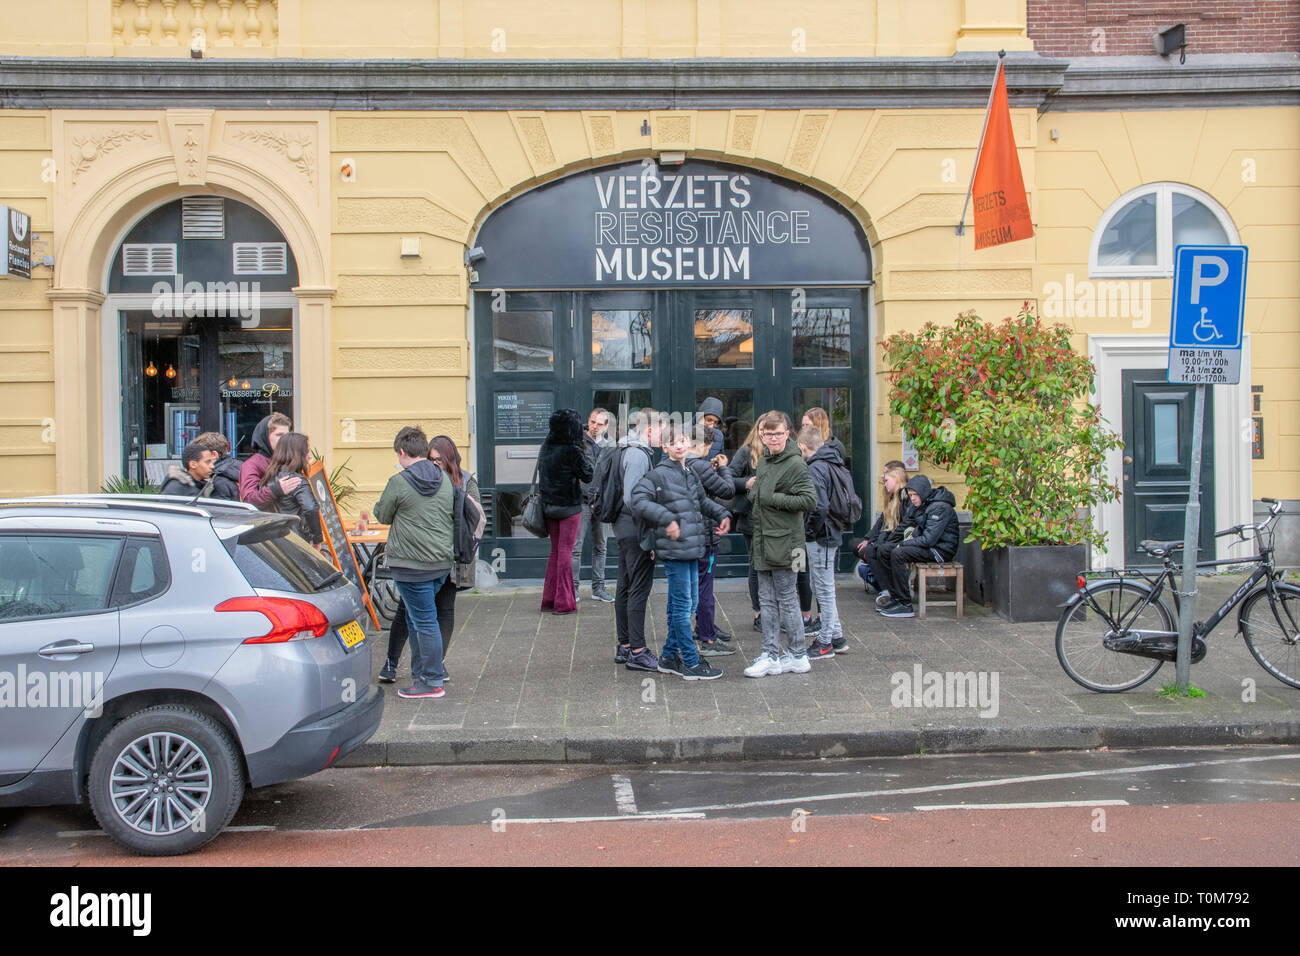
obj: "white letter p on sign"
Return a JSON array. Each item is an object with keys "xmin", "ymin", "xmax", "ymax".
[{"xmin": 1190, "ymin": 255, "xmax": 1228, "ymax": 304}]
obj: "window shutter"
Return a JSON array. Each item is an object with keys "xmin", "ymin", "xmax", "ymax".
[
  {"xmin": 121, "ymin": 243, "xmax": 178, "ymax": 276},
  {"xmin": 181, "ymin": 197, "xmax": 224, "ymax": 239},
  {"xmin": 232, "ymin": 242, "xmax": 288, "ymax": 275}
]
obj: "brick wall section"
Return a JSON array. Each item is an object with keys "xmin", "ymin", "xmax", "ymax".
[{"xmin": 1028, "ymin": 0, "xmax": 1300, "ymax": 56}]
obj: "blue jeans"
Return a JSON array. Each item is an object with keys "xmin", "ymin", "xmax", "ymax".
[
  {"xmin": 395, "ymin": 575, "xmax": 449, "ymax": 688},
  {"xmin": 662, "ymin": 559, "xmax": 700, "ymax": 668}
]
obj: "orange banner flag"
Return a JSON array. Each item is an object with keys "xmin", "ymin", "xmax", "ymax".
[{"xmin": 971, "ymin": 61, "xmax": 1034, "ymax": 250}]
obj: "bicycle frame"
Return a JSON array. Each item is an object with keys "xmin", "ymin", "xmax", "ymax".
[{"xmin": 1076, "ymin": 500, "xmax": 1288, "ymax": 644}]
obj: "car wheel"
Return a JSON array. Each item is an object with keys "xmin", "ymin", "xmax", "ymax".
[{"xmin": 88, "ymin": 705, "xmax": 245, "ymax": 856}]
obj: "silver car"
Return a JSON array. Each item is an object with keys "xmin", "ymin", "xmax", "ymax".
[{"xmin": 0, "ymin": 495, "xmax": 383, "ymax": 855}]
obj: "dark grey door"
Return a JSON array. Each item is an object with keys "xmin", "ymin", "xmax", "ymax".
[{"xmin": 1121, "ymin": 369, "xmax": 1215, "ymax": 566}]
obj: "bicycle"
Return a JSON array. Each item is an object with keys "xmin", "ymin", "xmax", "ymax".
[{"xmin": 1056, "ymin": 498, "xmax": 1299, "ymax": 692}]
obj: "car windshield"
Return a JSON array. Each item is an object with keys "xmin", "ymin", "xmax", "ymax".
[{"xmin": 215, "ymin": 516, "xmax": 342, "ymax": 593}]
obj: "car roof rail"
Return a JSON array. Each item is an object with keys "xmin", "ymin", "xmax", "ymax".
[{"xmin": 0, "ymin": 494, "xmax": 261, "ymax": 518}]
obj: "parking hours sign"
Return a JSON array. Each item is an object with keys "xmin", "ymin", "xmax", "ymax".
[{"xmin": 1168, "ymin": 244, "xmax": 1248, "ymax": 385}]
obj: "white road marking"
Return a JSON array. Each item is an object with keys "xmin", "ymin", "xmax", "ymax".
[
  {"xmin": 658, "ymin": 752, "xmax": 1300, "ymax": 815},
  {"xmin": 914, "ymin": 800, "xmax": 1130, "ymax": 811},
  {"xmin": 611, "ymin": 774, "xmax": 638, "ymax": 815},
  {"xmin": 648, "ymin": 770, "xmax": 901, "ymax": 778},
  {"xmin": 492, "ymin": 813, "xmax": 705, "ymax": 825}
]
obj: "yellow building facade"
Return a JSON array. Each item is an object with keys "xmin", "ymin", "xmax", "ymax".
[{"xmin": 0, "ymin": 0, "xmax": 1296, "ymax": 573}]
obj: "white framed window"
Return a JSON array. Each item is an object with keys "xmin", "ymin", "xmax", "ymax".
[
  {"xmin": 232, "ymin": 242, "xmax": 288, "ymax": 275},
  {"xmin": 1090, "ymin": 183, "xmax": 1238, "ymax": 278},
  {"xmin": 120, "ymin": 243, "xmax": 178, "ymax": 276}
]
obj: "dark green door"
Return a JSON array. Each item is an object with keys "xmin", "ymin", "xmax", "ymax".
[
  {"xmin": 475, "ymin": 287, "xmax": 870, "ymax": 579},
  {"xmin": 1122, "ymin": 369, "xmax": 1215, "ymax": 567}
]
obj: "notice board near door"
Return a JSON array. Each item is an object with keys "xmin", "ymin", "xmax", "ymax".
[{"xmin": 307, "ymin": 460, "xmax": 380, "ymax": 628}]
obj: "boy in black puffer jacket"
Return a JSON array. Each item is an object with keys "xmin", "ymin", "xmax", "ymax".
[
  {"xmin": 879, "ymin": 474, "xmax": 959, "ymax": 619},
  {"xmin": 684, "ymin": 424, "xmax": 736, "ymax": 656},
  {"xmin": 631, "ymin": 423, "xmax": 731, "ymax": 680}
]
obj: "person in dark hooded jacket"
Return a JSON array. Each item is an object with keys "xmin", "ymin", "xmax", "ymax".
[
  {"xmin": 538, "ymin": 408, "xmax": 594, "ymax": 615},
  {"xmin": 684, "ymin": 424, "xmax": 736, "ymax": 654},
  {"xmin": 879, "ymin": 473, "xmax": 959, "ymax": 618},
  {"xmin": 239, "ymin": 412, "xmax": 303, "ymax": 510},
  {"xmin": 159, "ymin": 441, "xmax": 216, "ymax": 497},
  {"xmin": 194, "ymin": 432, "xmax": 241, "ymax": 501},
  {"xmin": 630, "ymin": 422, "xmax": 731, "ymax": 679}
]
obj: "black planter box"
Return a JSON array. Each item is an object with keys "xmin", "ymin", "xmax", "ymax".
[{"xmin": 987, "ymin": 544, "xmax": 1087, "ymax": 623}]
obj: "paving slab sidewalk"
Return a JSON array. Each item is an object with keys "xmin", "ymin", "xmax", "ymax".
[{"xmin": 341, "ymin": 574, "xmax": 1300, "ymax": 766}]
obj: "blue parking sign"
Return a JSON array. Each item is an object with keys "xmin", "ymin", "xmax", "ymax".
[{"xmin": 1168, "ymin": 244, "xmax": 1247, "ymax": 384}]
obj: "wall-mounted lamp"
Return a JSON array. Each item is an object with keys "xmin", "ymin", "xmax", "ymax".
[
  {"xmin": 640, "ymin": 119, "xmax": 651, "ymax": 136},
  {"xmin": 464, "ymin": 246, "xmax": 486, "ymax": 265},
  {"xmin": 400, "ymin": 237, "xmax": 421, "ymax": 258},
  {"xmin": 658, "ymin": 151, "xmax": 686, "ymax": 165},
  {"xmin": 1154, "ymin": 23, "xmax": 1186, "ymax": 64}
]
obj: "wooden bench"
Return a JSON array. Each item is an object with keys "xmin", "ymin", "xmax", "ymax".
[{"xmin": 908, "ymin": 562, "xmax": 964, "ymax": 619}]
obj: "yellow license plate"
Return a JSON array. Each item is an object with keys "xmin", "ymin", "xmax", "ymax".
[{"xmin": 336, "ymin": 619, "xmax": 366, "ymax": 651}]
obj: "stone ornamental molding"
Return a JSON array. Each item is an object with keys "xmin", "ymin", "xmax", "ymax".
[
  {"xmin": 3, "ymin": 54, "xmax": 1298, "ymax": 111},
  {"xmin": 67, "ymin": 127, "xmax": 153, "ymax": 184},
  {"xmin": 230, "ymin": 126, "xmax": 316, "ymax": 185}
]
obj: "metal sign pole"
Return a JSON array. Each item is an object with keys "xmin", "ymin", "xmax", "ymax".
[{"xmin": 1175, "ymin": 383, "xmax": 1206, "ymax": 693}]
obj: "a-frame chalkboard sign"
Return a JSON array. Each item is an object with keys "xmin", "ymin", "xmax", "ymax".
[{"xmin": 306, "ymin": 460, "xmax": 380, "ymax": 629}]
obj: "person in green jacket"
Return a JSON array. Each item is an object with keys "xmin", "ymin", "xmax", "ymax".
[
  {"xmin": 372, "ymin": 426, "xmax": 455, "ymax": 700},
  {"xmin": 742, "ymin": 410, "xmax": 819, "ymax": 679}
]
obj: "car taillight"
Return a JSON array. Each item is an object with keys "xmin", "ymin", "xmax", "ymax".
[
  {"xmin": 215, "ymin": 596, "xmax": 330, "ymax": 643},
  {"xmin": 1076, "ymin": 575, "xmax": 1087, "ymax": 590}
]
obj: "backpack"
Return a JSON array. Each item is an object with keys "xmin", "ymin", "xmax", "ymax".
[
  {"xmin": 824, "ymin": 462, "xmax": 863, "ymax": 532},
  {"xmin": 591, "ymin": 444, "xmax": 648, "ymax": 525},
  {"xmin": 451, "ymin": 478, "xmax": 485, "ymax": 566}
]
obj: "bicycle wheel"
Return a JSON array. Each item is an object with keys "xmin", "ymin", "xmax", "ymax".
[
  {"xmin": 1239, "ymin": 582, "xmax": 1300, "ymax": 690},
  {"xmin": 1056, "ymin": 581, "xmax": 1172, "ymax": 692}
]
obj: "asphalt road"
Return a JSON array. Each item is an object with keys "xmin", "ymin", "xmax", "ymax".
[{"xmin": 2, "ymin": 745, "xmax": 1298, "ymax": 866}]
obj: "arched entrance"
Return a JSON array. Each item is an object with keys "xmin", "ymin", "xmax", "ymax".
[
  {"xmin": 469, "ymin": 159, "xmax": 873, "ymax": 578},
  {"xmin": 48, "ymin": 110, "xmax": 332, "ymax": 494},
  {"xmin": 105, "ymin": 197, "xmax": 300, "ymax": 486}
]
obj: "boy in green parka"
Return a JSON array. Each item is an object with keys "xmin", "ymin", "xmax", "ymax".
[{"xmin": 742, "ymin": 410, "xmax": 819, "ymax": 678}]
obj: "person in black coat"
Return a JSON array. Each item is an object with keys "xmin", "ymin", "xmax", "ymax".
[
  {"xmin": 630, "ymin": 423, "xmax": 730, "ymax": 679},
  {"xmin": 879, "ymin": 473, "xmax": 959, "ymax": 618},
  {"xmin": 257, "ymin": 432, "xmax": 323, "ymax": 547},
  {"xmin": 538, "ymin": 408, "xmax": 593, "ymax": 615},
  {"xmin": 194, "ymin": 431, "xmax": 241, "ymax": 501},
  {"xmin": 159, "ymin": 441, "xmax": 216, "ymax": 497},
  {"xmin": 854, "ymin": 461, "xmax": 911, "ymax": 607},
  {"xmin": 684, "ymin": 425, "xmax": 736, "ymax": 652}
]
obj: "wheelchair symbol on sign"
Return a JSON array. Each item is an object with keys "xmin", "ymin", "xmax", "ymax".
[{"xmin": 1192, "ymin": 307, "xmax": 1222, "ymax": 343}]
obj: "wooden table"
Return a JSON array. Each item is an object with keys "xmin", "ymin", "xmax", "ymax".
[{"xmin": 344, "ymin": 521, "xmax": 392, "ymax": 620}]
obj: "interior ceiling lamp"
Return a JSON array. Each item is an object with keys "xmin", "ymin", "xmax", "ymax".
[
  {"xmin": 228, "ymin": 375, "xmax": 238, "ymax": 387},
  {"xmin": 144, "ymin": 360, "xmax": 158, "ymax": 377},
  {"xmin": 242, "ymin": 380, "xmax": 251, "ymax": 389},
  {"xmin": 1154, "ymin": 23, "xmax": 1187, "ymax": 64},
  {"xmin": 164, "ymin": 364, "xmax": 177, "ymax": 379}
]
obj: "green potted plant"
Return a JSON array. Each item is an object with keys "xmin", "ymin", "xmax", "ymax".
[{"xmin": 883, "ymin": 305, "xmax": 1122, "ymax": 621}]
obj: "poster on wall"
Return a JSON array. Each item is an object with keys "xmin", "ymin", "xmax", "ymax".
[
  {"xmin": 900, "ymin": 429, "xmax": 920, "ymax": 472},
  {"xmin": 0, "ymin": 206, "xmax": 32, "ymax": 279}
]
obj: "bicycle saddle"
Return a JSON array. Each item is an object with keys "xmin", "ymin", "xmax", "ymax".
[{"xmin": 1138, "ymin": 540, "xmax": 1184, "ymax": 558}]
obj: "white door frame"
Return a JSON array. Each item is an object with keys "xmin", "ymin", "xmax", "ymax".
[
  {"xmin": 101, "ymin": 292, "xmax": 302, "ymax": 482},
  {"xmin": 1088, "ymin": 334, "xmax": 1252, "ymax": 568}
]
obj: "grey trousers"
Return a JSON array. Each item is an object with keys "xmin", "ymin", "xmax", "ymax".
[
  {"xmin": 757, "ymin": 568, "xmax": 807, "ymax": 659},
  {"xmin": 571, "ymin": 499, "xmax": 610, "ymax": 592},
  {"xmin": 807, "ymin": 540, "xmax": 843, "ymax": 641}
]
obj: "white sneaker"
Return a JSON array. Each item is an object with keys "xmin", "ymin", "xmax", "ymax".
[
  {"xmin": 780, "ymin": 653, "xmax": 812, "ymax": 674},
  {"xmin": 875, "ymin": 590, "xmax": 893, "ymax": 608},
  {"xmin": 744, "ymin": 653, "xmax": 783, "ymax": 678}
]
